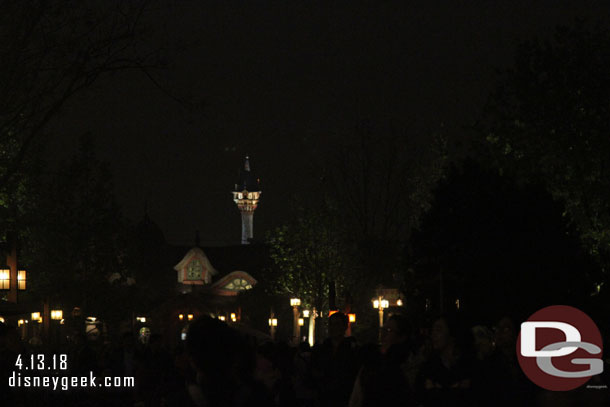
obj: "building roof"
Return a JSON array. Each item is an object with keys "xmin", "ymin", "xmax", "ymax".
[
  {"xmin": 174, "ymin": 247, "xmax": 218, "ymax": 274},
  {"xmin": 167, "ymin": 243, "xmax": 269, "ymax": 283}
]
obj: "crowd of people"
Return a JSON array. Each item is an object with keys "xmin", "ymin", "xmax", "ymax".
[{"xmin": 1, "ymin": 311, "xmax": 609, "ymax": 406}]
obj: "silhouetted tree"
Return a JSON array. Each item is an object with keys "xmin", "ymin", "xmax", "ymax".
[
  {"xmin": 0, "ymin": 0, "xmax": 154, "ymax": 191},
  {"xmin": 480, "ymin": 23, "xmax": 610, "ymax": 269},
  {"xmin": 317, "ymin": 121, "xmax": 447, "ymax": 309},
  {"xmin": 408, "ymin": 160, "xmax": 597, "ymax": 323},
  {"xmin": 22, "ymin": 137, "xmax": 132, "ymax": 321},
  {"xmin": 325, "ymin": 121, "xmax": 446, "ymax": 243}
]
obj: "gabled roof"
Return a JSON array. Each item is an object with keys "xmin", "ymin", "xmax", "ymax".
[
  {"xmin": 173, "ymin": 247, "xmax": 218, "ymax": 276},
  {"xmin": 211, "ymin": 271, "xmax": 258, "ymax": 296}
]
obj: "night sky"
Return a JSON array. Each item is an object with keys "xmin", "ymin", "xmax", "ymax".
[{"xmin": 46, "ymin": 0, "xmax": 610, "ymax": 245}]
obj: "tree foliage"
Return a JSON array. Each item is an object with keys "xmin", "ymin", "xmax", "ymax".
[
  {"xmin": 265, "ymin": 207, "xmax": 348, "ymax": 311},
  {"xmin": 481, "ymin": 23, "xmax": 610, "ymax": 264}
]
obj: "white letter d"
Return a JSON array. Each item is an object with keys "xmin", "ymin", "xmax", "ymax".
[{"xmin": 521, "ymin": 321, "xmax": 581, "ymax": 357}]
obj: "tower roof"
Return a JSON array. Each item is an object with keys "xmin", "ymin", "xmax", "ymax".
[{"xmin": 234, "ymin": 155, "xmax": 260, "ymax": 192}]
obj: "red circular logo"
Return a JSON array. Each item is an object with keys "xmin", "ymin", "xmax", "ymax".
[{"xmin": 516, "ymin": 305, "xmax": 603, "ymax": 391}]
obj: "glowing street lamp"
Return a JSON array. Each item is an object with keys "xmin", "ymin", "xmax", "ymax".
[
  {"xmin": 348, "ymin": 313, "xmax": 356, "ymax": 323},
  {"xmin": 51, "ymin": 310, "xmax": 63, "ymax": 320},
  {"xmin": 307, "ymin": 308, "xmax": 319, "ymax": 347},
  {"xmin": 187, "ymin": 314, "xmax": 194, "ymax": 321},
  {"xmin": 396, "ymin": 298, "xmax": 403, "ymax": 307},
  {"xmin": 178, "ymin": 314, "xmax": 184, "ymax": 320},
  {"xmin": 373, "ymin": 296, "xmax": 389, "ymax": 342},
  {"xmin": 230, "ymin": 313, "xmax": 237, "ymax": 322},
  {"xmin": 268, "ymin": 315, "xmax": 278, "ymax": 340},
  {"xmin": 290, "ymin": 297, "xmax": 301, "ymax": 345},
  {"xmin": 301, "ymin": 309, "xmax": 312, "ymax": 345}
]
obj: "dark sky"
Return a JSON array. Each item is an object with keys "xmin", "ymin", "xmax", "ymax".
[{"xmin": 47, "ymin": 0, "xmax": 610, "ymax": 245}]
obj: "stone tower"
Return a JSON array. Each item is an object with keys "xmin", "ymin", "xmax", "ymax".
[{"xmin": 232, "ymin": 156, "xmax": 261, "ymax": 244}]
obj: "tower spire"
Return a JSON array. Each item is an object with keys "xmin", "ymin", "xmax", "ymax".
[{"xmin": 232, "ymin": 156, "xmax": 261, "ymax": 245}]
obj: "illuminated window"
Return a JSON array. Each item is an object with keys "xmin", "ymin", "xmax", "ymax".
[
  {"xmin": 186, "ymin": 259, "xmax": 203, "ymax": 280},
  {"xmin": 223, "ymin": 278, "xmax": 253, "ymax": 291},
  {"xmin": 17, "ymin": 270, "xmax": 26, "ymax": 290},
  {"xmin": 0, "ymin": 268, "xmax": 9, "ymax": 290}
]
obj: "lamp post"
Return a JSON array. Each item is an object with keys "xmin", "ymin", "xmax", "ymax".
[
  {"xmin": 31, "ymin": 312, "xmax": 42, "ymax": 341},
  {"xmin": 18, "ymin": 319, "xmax": 28, "ymax": 340},
  {"xmin": 302, "ymin": 309, "xmax": 311, "ymax": 345},
  {"xmin": 290, "ymin": 298, "xmax": 301, "ymax": 345},
  {"xmin": 51, "ymin": 309, "xmax": 63, "ymax": 345},
  {"xmin": 6, "ymin": 232, "xmax": 17, "ymax": 303},
  {"xmin": 305, "ymin": 308, "xmax": 318, "ymax": 347},
  {"xmin": 268, "ymin": 316, "xmax": 278, "ymax": 340},
  {"xmin": 373, "ymin": 296, "xmax": 389, "ymax": 342}
]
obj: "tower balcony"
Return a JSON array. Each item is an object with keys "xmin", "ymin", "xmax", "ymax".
[
  {"xmin": 232, "ymin": 191, "xmax": 261, "ymax": 200},
  {"xmin": 232, "ymin": 191, "xmax": 261, "ymax": 212}
]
